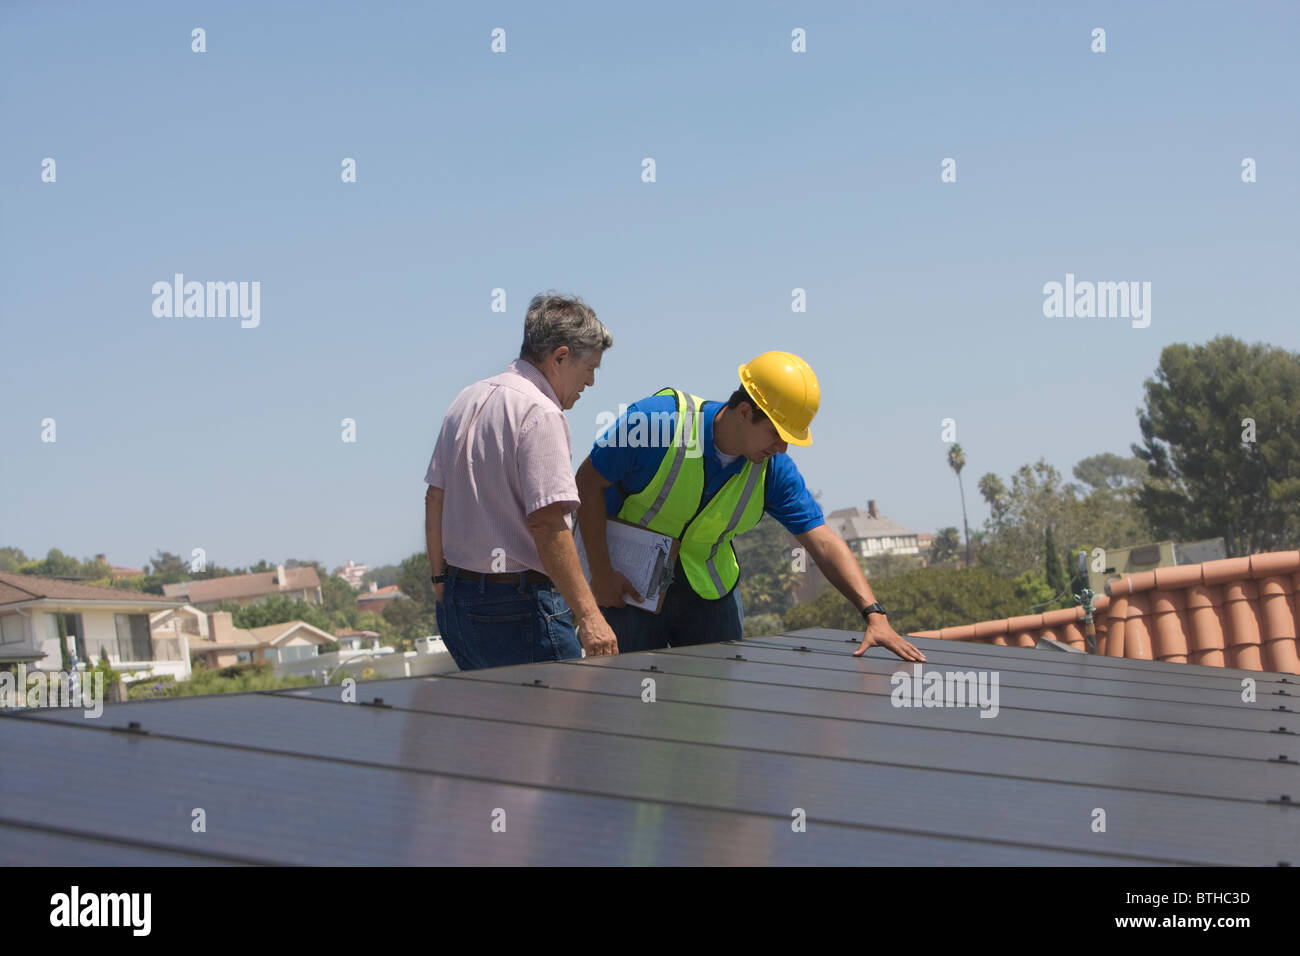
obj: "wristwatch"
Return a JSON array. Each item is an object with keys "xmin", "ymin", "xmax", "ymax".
[
  {"xmin": 431, "ymin": 569, "xmax": 447, "ymax": 585},
  {"xmin": 860, "ymin": 602, "xmax": 887, "ymax": 624}
]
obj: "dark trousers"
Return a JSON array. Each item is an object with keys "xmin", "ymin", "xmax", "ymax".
[{"xmin": 601, "ymin": 578, "xmax": 744, "ymax": 652}]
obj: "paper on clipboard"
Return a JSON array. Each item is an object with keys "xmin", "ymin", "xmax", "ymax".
[{"xmin": 574, "ymin": 518, "xmax": 678, "ymax": 613}]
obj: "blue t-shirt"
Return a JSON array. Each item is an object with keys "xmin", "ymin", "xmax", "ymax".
[{"xmin": 588, "ymin": 395, "xmax": 825, "ymax": 536}]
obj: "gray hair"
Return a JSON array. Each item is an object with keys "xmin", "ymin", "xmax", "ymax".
[{"xmin": 519, "ymin": 292, "xmax": 612, "ymax": 362}]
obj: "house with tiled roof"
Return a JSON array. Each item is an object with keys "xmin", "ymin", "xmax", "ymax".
[
  {"xmin": 162, "ymin": 564, "xmax": 321, "ymax": 610},
  {"xmin": 0, "ymin": 571, "xmax": 186, "ymax": 678},
  {"xmin": 828, "ymin": 501, "xmax": 922, "ymax": 559},
  {"xmin": 334, "ymin": 628, "xmax": 381, "ymax": 651},
  {"xmin": 910, "ymin": 550, "xmax": 1300, "ymax": 674},
  {"xmin": 790, "ymin": 501, "xmax": 924, "ymax": 603},
  {"xmin": 186, "ymin": 610, "xmax": 336, "ymax": 670},
  {"xmin": 91, "ymin": 553, "xmax": 144, "ymax": 580},
  {"xmin": 356, "ymin": 582, "xmax": 407, "ymax": 615}
]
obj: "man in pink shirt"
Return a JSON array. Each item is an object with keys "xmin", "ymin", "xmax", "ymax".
[{"xmin": 423, "ymin": 293, "xmax": 619, "ymax": 670}]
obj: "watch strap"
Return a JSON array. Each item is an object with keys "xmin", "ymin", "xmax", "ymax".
[{"xmin": 860, "ymin": 602, "xmax": 887, "ymax": 623}]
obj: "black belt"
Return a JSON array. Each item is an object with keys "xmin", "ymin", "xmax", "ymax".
[{"xmin": 446, "ymin": 564, "xmax": 551, "ymax": 586}]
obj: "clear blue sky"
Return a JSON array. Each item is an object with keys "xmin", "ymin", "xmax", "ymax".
[{"xmin": 2, "ymin": 0, "xmax": 1297, "ymax": 574}]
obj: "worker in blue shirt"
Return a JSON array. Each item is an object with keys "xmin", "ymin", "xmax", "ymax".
[{"xmin": 575, "ymin": 351, "xmax": 926, "ymax": 661}]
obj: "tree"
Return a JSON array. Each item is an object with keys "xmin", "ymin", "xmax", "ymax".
[
  {"xmin": 928, "ymin": 527, "xmax": 962, "ymax": 565},
  {"xmin": 784, "ymin": 566, "xmax": 1023, "ymax": 636},
  {"xmin": 0, "ymin": 547, "xmax": 28, "ymax": 572},
  {"xmin": 1133, "ymin": 336, "xmax": 1300, "ymax": 556},
  {"xmin": 21, "ymin": 548, "xmax": 83, "ymax": 578},
  {"xmin": 1072, "ymin": 453, "xmax": 1146, "ymax": 495},
  {"xmin": 222, "ymin": 596, "xmax": 333, "ymax": 632},
  {"xmin": 392, "ymin": 552, "xmax": 439, "ymax": 645},
  {"xmin": 1044, "ymin": 525, "xmax": 1068, "ymax": 600},
  {"xmin": 948, "ymin": 444, "xmax": 971, "ymax": 566},
  {"xmin": 975, "ymin": 460, "xmax": 1084, "ymax": 578},
  {"xmin": 744, "ymin": 573, "xmax": 778, "ymax": 615},
  {"xmin": 320, "ymin": 574, "xmax": 360, "ymax": 631},
  {"xmin": 380, "ymin": 599, "xmax": 427, "ymax": 651},
  {"xmin": 978, "ymin": 474, "xmax": 1008, "ymax": 520},
  {"xmin": 1012, "ymin": 571, "xmax": 1055, "ymax": 611},
  {"xmin": 362, "ymin": 565, "xmax": 401, "ymax": 589},
  {"xmin": 974, "ymin": 458, "xmax": 1154, "ymax": 581},
  {"xmin": 736, "ymin": 515, "xmax": 801, "ymax": 619},
  {"xmin": 860, "ymin": 552, "xmax": 923, "ymax": 580}
]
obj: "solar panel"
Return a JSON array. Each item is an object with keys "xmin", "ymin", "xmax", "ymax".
[{"xmin": 2, "ymin": 629, "xmax": 1295, "ymax": 865}]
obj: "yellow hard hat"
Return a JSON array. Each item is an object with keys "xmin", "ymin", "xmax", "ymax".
[{"xmin": 737, "ymin": 351, "xmax": 820, "ymax": 446}]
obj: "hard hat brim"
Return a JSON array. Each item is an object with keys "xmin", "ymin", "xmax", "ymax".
[{"xmin": 773, "ymin": 420, "xmax": 813, "ymax": 446}]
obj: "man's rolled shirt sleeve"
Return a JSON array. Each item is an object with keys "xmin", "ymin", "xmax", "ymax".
[{"xmin": 517, "ymin": 410, "xmax": 581, "ymax": 517}]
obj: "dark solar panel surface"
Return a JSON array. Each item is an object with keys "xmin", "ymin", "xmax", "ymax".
[{"xmin": 2, "ymin": 630, "xmax": 1296, "ymax": 865}]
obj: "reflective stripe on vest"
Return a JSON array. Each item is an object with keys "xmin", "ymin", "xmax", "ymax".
[
  {"xmin": 615, "ymin": 388, "xmax": 766, "ymax": 599},
  {"xmin": 637, "ymin": 394, "xmax": 696, "ymax": 529},
  {"xmin": 699, "ymin": 459, "xmax": 763, "ymax": 596}
]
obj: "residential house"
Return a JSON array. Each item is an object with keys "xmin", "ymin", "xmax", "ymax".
[
  {"xmin": 186, "ymin": 610, "xmax": 337, "ymax": 670},
  {"xmin": 333, "ymin": 561, "xmax": 370, "ymax": 591},
  {"xmin": 791, "ymin": 501, "xmax": 923, "ymax": 603},
  {"xmin": 94, "ymin": 554, "xmax": 144, "ymax": 580},
  {"xmin": 357, "ymin": 582, "xmax": 406, "ymax": 616},
  {"xmin": 334, "ymin": 628, "xmax": 381, "ymax": 651},
  {"xmin": 162, "ymin": 563, "xmax": 322, "ymax": 610},
  {"xmin": 829, "ymin": 501, "xmax": 922, "ymax": 559},
  {"xmin": 0, "ymin": 571, "xmax": 186, "ymax": 679}
]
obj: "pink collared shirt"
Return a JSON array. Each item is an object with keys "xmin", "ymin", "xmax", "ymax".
[{"xmin": 425, "ymin": 359, "xmax": 579, "ymax": 573}]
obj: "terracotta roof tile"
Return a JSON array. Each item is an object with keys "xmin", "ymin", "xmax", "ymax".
[{"xmin": 910, "ymin": 549, "xmax": 1300, "ymax": 674}]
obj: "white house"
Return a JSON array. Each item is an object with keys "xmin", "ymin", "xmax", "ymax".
[{"xmin": 0, "ymin": 571, "xmax": 187, "ymax": 680}]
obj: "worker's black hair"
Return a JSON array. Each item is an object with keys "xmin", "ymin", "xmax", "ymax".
[{"xmin": 726, "ymin": 387, "xmax": 770, "ymax": 425}]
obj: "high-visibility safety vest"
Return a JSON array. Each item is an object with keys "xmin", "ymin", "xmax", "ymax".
[{"xmin": 616, "ymin": 389, "xmax": 767, "ymax": 600}]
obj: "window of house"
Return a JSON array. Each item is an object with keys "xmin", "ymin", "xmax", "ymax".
[
  {"xmin": 1, "ymin": 614, "xmax": 25, "ymax": 645},
  {"xmin": 114, "ymin": 614, "xmax": 153, "ymax": 662},
  {"xmin": 276, "ymin": 644, "xmax": 317, "ymax": 663},
  {"xmin": 62, "ymin": 614, "xmax": 86, "ymax": 662}
]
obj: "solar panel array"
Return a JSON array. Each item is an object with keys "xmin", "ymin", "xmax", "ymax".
[{"xmin": 2, "ymin": 629, "xmax": 1296, "ymax": 865}]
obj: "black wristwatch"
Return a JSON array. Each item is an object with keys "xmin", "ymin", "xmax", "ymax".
[
  {"xmin": 431, "ymin": 569, "xmax": 447, "ymax": 585},
  {"xmin": 860, "ymin": 602, "xmax": 887, "ymax": 623}
]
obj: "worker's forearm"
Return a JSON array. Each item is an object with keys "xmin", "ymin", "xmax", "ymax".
[
  {"xmin": 575, "ymin": 475, "xmax": 615, "ymax": 579},
  {"xmin": 531, "ymin": 523, "xmax": 602, "ymax": 622},
  {"xmin": 425, "ymin": 489, "xmax": 445, "ymax": 576},
  {"xmin": 807, "ymin": 531, "xmax": 875, "ymax": 612}
]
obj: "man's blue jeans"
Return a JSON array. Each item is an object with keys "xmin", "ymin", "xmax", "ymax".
[
  {"xmin": 601, "ymin": 578, "xmax": 744, "ymax": 653},
  {"xmin": 434, "ymin": 567, "xmax": 581, "ymax": 671}
]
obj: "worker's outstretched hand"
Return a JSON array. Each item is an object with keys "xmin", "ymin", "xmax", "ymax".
[{"xmin": 852, "ymin": 617, "xmax": 927, "ymax": 662}]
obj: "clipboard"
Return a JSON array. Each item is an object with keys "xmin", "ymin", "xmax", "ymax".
[{"xmin": 574, "ymin": 517, "xmax": 680, "ymax": 614}]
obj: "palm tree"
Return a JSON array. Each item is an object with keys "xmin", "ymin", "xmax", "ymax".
[
  {"xmin": 978, "ymin": 472, "xmax": 1008, "ymax": 520},
  {"xmin": 948, "ymin": 444, "xmax": 971, "ymax": 567}
]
